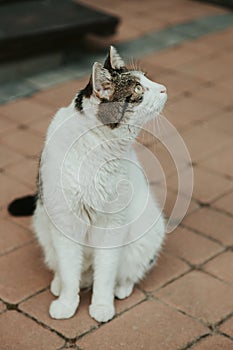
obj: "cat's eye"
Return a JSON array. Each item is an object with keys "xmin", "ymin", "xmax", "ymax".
[{"xmin": 134, "ymin": 84, "xmax": 143, "ymax": 94}]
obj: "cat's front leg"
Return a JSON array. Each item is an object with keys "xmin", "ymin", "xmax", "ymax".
[
  {"xmin": 49, "ymin": 227, "xmax": 83, "ymax": 319},
  {"xmin": 89, "ymin": 248, "xmax": 120, "ymax": 323}
]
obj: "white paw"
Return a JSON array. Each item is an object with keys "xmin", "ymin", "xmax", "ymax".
[
  {"xmin": 115, "ymin": 283, "xmax": 134, "ymax": 300},
  {"xmin": 49, "ymin": 296, "xmax": 79, "ymax": 319},
  {"xmin": 89, "ymin": 304, "xmax": 115, "ymax": 323},
  {"xmin": 50, "ymin": 275, "xmax": 61, "ymax": 297}
]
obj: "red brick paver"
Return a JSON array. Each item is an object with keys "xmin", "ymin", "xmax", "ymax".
[
  {"xmin": 139, "ymin": 251, "xmax": 190, "ymax": 292},
  {"xmin": 219, "ymin": 316, "xmax": 233, "ymax": 338},
  {"xmin": 203, "ymin": 251, "xmax": 233, "ymax": 285},
  {"xmin": 77, "ymin": 300, "xmax": 208, "ymax": 350},
  {"xmin": 0, "ymin": 243, "xmax": 51, "ymax": 303},
  {"xmin": 155, "ymin": 270, "xmax": 233, "ymax": 324},
  {"xmin": 190, "ymin": 335, "xmax": 233, "ymax": 350},
  {"xmin": 165, "ymin": 227, "xmax": 223, "ymax": 265},
  {"xmin": 183, "ymin": 208, "xmax": 233, "ymax": 246},
  {"xmin": 0, "ymin": 311, "xmax": 64, "ymax": 350}
]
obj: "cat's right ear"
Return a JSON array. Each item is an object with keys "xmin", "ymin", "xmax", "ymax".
[
  {"xmin": 92, "ymin": 62, "xmax": 114, "ymax": 100},
  {"xmin": 104, "ymin": 46, "xmax": 126, "ymax": 70}
]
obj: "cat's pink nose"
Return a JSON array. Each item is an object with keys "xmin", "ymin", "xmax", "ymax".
[{"xmin": 160, "ymin": 87, "xmax": 167, "ymax": 93}]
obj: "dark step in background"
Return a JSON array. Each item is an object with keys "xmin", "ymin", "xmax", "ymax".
[
  {"xmin": 0, "ymin": 0, "xmax": 119, "ymax": 62},
  {"xmin": 195, "ymin": 0, "xmax": 233, "ymax": 9}
]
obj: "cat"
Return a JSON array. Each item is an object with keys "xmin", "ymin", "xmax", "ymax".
[{"xmin": 23, "ymin": 46, "xmax": 167, "ymax": 323}]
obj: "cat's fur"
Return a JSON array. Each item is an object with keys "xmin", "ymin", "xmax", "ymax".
[{"xmin": 32, "ymin": 46, "xmax": 167, "ymax": 322}]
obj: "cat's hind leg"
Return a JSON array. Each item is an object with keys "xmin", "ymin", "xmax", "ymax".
[
  {"xmin": 32, "ymin": 201, "xmax": 61, "ymax": 297},
  {"xmin": 114, "ymin": 279, "xmax": 134, "ymax": 300}
]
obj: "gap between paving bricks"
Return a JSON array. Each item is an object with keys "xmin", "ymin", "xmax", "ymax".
[
  {"xmin": 0, "ymin": 239, "xmax": 35, "ymax": 258},
  {"xmin": 164, "ymin": 241, "xmax": 225, "ymax": 270},
  {"xmin": 15, "ymin": 287, "xmax": 147, "ymax": 343},
  {"xmin": 1, "ymin": 12, "xmax": 233, "ymax": 104},
  {"xmin": 180, "ymin": 221, "xmax": 229, "ymax": 246},
  {"xmin": 180, "ymin": 333, "xmax": 210, "ymax": 350}
]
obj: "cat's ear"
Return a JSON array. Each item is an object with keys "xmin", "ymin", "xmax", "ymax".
[
  {"xmin": 92, "ymin": 62, "xmax": 114, "ymax": 100},
  {"xmin": 104, "ymin": 45, "xmax": 125, "ymax": 70}
]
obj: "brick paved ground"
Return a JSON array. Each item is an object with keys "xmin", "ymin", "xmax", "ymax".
[{"xmin": 0, "ymin": 1, "xmax": 233, "ymax": 349}]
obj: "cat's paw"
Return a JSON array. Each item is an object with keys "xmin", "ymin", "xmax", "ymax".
[
  {"xmin": 49, "ymin": 296, "xmax": 79, "ymax": 319},
  {"xmin": 50, "ymin": 275, "xmax": 61, "ymax": 297},
  {"xmin": 89, "ymin": 304, "xmax": 115, "ymax": 323},
  {"xmin": 114, "ymin": 283, "xmax": 134, "ymax": 300}
]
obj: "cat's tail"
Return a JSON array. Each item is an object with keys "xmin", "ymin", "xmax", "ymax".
[{"xmin": 8, "ymin": 194, "xmax": 37, "ymax": 216}]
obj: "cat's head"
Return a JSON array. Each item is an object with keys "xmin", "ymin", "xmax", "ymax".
[{"xmin": 75, "ymin": 46, "xmax": 167, "ymax": 130}]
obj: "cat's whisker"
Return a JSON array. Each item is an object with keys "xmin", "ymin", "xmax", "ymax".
[{"xmin": 158, "ymin": 113, "xmax": 168, "ymax": 137}]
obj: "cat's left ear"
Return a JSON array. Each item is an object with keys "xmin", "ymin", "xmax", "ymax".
[
  {"xmin": 104, "ymin": 45, "xmax": 126, "ymax": 70},
  {"xmin": 92, "ymin": 62, "xmax": 114, "ymax": 100}
]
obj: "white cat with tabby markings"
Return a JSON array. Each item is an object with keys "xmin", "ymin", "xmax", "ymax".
[{"xmin": 33, "ymin": 46, "xmax": 167, "ymax": 322}]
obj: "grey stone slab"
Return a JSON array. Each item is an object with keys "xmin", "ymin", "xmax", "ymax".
[
  {"xmin": 1, "ymin": 12, "xmax": 233, "ymax": 105},
  {"xmin": 0, "ymin": 81, "xmax": 37, "ymax": 104},
  {"xmin": 0, "ymin": 53, "xmax": 63, "ymax": 85}
]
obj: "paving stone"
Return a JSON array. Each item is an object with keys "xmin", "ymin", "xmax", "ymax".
[
  {"xmin": 29, "ymin": 116, "xmax": 52, "ymax": 136},
  {"xmin": 3, "ymin": 208, "xmax": 33, "ymax": 230},
  {"xmin": 203, "ymin": 251, "xmax": 233, "ymax": 285},
  {"xmin": 192, "ymin": 85, "xmax": 233, "ymax": 110},
  {"xmin": 148, "ymin": 141, "xmax": 180, "ymax": 179},
  {"xmin": 0, "ymin": 81, "xmax": 36, "ymax": 104},
  {"xmin": 0, "ymin": 217, "xmax": 33, "ymax": 256},
  {"xmin": 164, "ymin": 94, "xmax": 221, "ymax": 131},
  {"xmin": 141, "ymin": 45, "xmax": 200, "ymax": 70},
  {"xmin": 154, "ymin": 70, "xmax": 204, "ymax": 99},
  {"xmin": 5, "ymin": 158, "xmax": 38, "ymax": 190},
  {"xmin": 1, "ymin": 129, "xmax": 43, "ymax": 157},
  {"xmin": 183, "ymin": 208, "xmax": 233, "ymax": 246},
  {"xmin": 20, "ymin": 286, "xmax": 145, "ymax": 339},
  {"xmin": 115, "ymin": 287, "xmax": 145, "ymax": 315},
  {"xmin": 0, "ymin": 242, "xmax": 51, "ymax": 303},
  {"xmin": 180, "ymin": 52, "xmax": 233, "ymax": 83},
  {"xmin": 180, "ymin": 124, "xmax": 232, "ymax": 163},
  {"xmin": 165, "ymin": 189, "xmax": 199, "ymax": 217},
  {"xmin": 0, "ymin": 144, "xmax": 24, "ymax": 168},
  {"xmin": 168, "ymin": 167, "xmax": 233, "ymax": 204},
  {"xmin": 190, "ymin": 334, "xmax": 233, "ymax": 350},
  {"xmin": 0, "ymin": 311, "xmax": 64, "ymax": 350},
  {"xmin": 205, "ymin": 110, "xmax": 233, "ymax": 138},
  {"xmin": 155, "ymin": 270, "xmax": 233, "ymax": 324},
  {"xmin": 0, "ymin": 173, "xmax": 32, "ymax": 210},
  {"xmin": 20, "ymin": 289, "xmax": 97, "ymax": 339},
  {"xmin": 33, "ymin": 78, "xmax": 88, "ymax": 108},
  {"xmin": 0, "ymin": 117, "xmax": 16, "ymax": 135},
  {"xmin": 213, "ymin": 191, "xmax": 233, "ymax": 216},
  {"xmin": 165, "ymin": 227, "xmax": 223, "ymax": 265},
  {"xmin": 77, "ymin": 299, "xmax": 208, "ymax": 350},
  {"xmin": 219, "ymin": 316, "xmax": 233, "ymax": 338},
  {"xmin": 0, "ymin": 300, "xmax": 6, "ymax": 314},
  {"xmin": 152, "ymin": 186, "xmax": 199, "ymax": 226},
  {"xmin": 199, "ymin": 146, "xmax": 233, "ymax": 179},
  {"xmin": 139, "ymin": 251, "xmax": 189, "ymax": 292},
  {"xmin": 194, "ymin": 27, "xmax": 233, "ymax": 51},
  {"xmin": 0, "ymin": 97, "xmax": 54, "ymax": 125}
]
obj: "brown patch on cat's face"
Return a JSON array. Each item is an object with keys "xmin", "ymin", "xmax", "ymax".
[{"xmin": 97, "ymin": 71, "xmax": 144, "ymax": 128}]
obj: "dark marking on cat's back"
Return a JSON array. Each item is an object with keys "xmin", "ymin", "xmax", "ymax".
[
  {"xmin": 37, "ymin": 154, "xmax": 43, "ymax": 203},
  {"xmin": 75, "ymin": 79, "xmax": 92, "ymax": 112}
]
